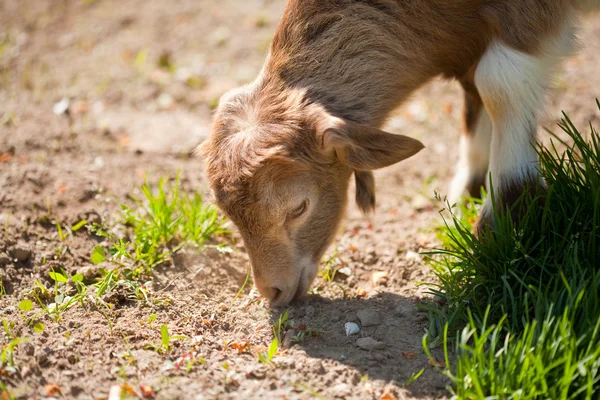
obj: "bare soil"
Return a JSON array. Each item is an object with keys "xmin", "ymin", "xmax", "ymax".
[{"xmin": 1, "ymin": 1, "xmax": 599, "ymax": 399}]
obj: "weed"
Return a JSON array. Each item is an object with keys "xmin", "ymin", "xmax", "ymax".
[
  {"xmin": 310, "ymin": 253, "xmax": 348, "ymax": 295},
  {"xmin": 272, "ymin": 312, "xmax": 289, "ymax": 343},
  {"xmin": 55, "ymin": 221, "xmax": 66, "ymax": 241},
  {"xmin": 90, "ymin": 245, "xmax": 106, "ymax": 265},
  {"xmin": 292, "ymin": 326, "xmax": 320, "ymax": 344},
  {"xmin": 424, "ymin": 104, "xmax": 600, "ymax": 397},
  {"xmin": 257, "ymin": 337, "xmax": 278, "ymax": 367},
  {"xmin": 159, "ymin": 324, "xmax": 187, "ymax": 353},
  {"xmin": 17, "ymin": 299, "xmax": 33, "ymax": 318},
  {"xmin": 29, "ymin": 270, "xmax": 88, "ymax": 323},
  {"xmin": 3, "ymin": 211, "xmax": 10, "ymax": 233},
  {"xmin": 1, "ymin": 318, "xmax": 27, "ymax": 374},
  {"xmin": 319, "ymin": 253, "xmax": 342, "ymax": 283},
  {"xmin": 98, "ymin": 173, "xmax": 227, "ymax": 279},
  {"xmin": 404, "ymin": 368, "xmax": 424, "ymax": 387},
  {"xmin": 230, "ymin": 267, "xmax": 251, "ymax": 307},
  {"xmin": 71, "ymin": 219, "xmax": 87, "ymax": 232},
  {"xmin": 147, "ymin": 314, "xmax": 157, "ymax": 325}
]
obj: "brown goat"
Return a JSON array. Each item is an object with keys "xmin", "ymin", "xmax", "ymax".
[{"xmin": 200, "ymin": 0, "xmax": 599, "ymax": 306}]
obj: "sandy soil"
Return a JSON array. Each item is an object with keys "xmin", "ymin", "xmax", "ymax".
[{"xmin": 1, "ymin": 1, "xmax": 599, "ymax": 399}]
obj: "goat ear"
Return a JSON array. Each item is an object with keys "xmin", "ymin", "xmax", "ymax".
[
  {"xmin": 355, "ymin": 171, "xmax": 376, "ymax": 214},
  {"xmin": 321, "ymin": 116, "xmax": 424, "ymax": 170}
]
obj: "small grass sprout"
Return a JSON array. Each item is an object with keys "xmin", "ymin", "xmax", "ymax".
[
  {"xmin": 258, "ymin": 337, "xmax": 278, "ymax": 367},
  {"xmin": 160, "ymin": 324, "xmax": 187, "ymax": 353}
]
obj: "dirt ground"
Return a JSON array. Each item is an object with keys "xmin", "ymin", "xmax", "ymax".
[{"xmin": 1, "ymin": 1, "xmax": 599, "ymax": 399}]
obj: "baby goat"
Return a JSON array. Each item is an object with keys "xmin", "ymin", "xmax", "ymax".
[{"xmin": 201, "ymin": 0, "xmax": 600, "ymax": 306}]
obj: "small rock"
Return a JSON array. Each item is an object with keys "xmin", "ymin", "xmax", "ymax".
[
  {"xmin": 0, "ymin": 253, "xmax": 11, "ymax": 265},
  {"xmin": 157, "ymin": 93, "xmax": 175, "ymax": 110},
  {"xmin": 76, "ymin": 265, "xmax": 103, "ymax": 281},
  {"xmin": 36, "ymin": 352, "xmax": 49, "ymax": 367},
  {"xmin": 411, "ymin": 193, "xmax": 431, "ymax": 211},
  {"xmin": 313, "ymin": 360, "xmax": 326, "ymax": 375},
  {"xmin": 282, "ymin": 329, "xmax": 295, "ymax": 349},
  {"xmin": 20, "ymin": 366, "xmax": 32, "ymax": 378},
  {"xmin": 53, "ymin": 98, "xmax": 70, "ymax": 115},
  {"xmin": 22, "ymin": 343, "xmax": 35, "ymax": 356},
  {"xmin": 356, "ymin": 337, "xmax": 385, "ymax": 351},
  {"xmin": 394, "ymin": 304, "xmax": 407, "ymax": 317},
  {"xmin": 331, "ymin": 383, "xmax": 352, "ymax": 398},
  {"xmin": 108, "ymin": 385, "xmax": 122, "ymax": 400},
  {"xmin": 330, "ymin": 310, "xmax": 342, "ymax": 322},
  {"xmin": 405, "ymin": 250, "xmax": 422, "ymax": 262},
  {"xmin": 356, "ymin": 309, "xmax": 381, "ymax": 327},
  {"xmin": 11, "ymin": 247, "xmax": 31, "ymax": 262},
  {"xmin": 245, "ymin": 365, "xmax": 267, "ymax": 379},
  {"xmin": 305, "ymin": 305, "xmax": 315, "ymax": 317},
  {"xmin": 344, "ymin": 322, "xmax": 360, "ymax": 336},
  {"xmin": 337, "ymin": 265, "xmax": 352, "ymax": 277}
]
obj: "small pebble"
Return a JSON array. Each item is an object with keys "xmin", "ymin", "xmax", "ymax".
[
  {"xmin": 356, "ymin": 309, "xmax": 381, "ymax": 327},
  {"xmin": 344, "ymin": 322, "xmax": 360, "ymax": 336},
  {"xmin": 53, "ymin": 98, "xmax": 70, "ymax": 115},
  {"xmin": 22, "ymin": 343, "xmax": 35, "ymax": 356},
  {"xmin": 36, "ymin": 352, "xmax": 49, "ymax": 367},
  {"xmin": 356, "ymin": 337, "xmax": 385, "ymax": 351},
  {"xmin": 282, "ymin": 329, "xmax": 295, "ymax": 349},
  {"xmin": 108, "ymin": 385, "xmax": 122, "ymax": 400},
  {"xmin": 11, "ymin": 247, "xmax": 31, "ymax": 262},
  {"xmin": 305, "ymin": 305, "xmax": 315, "ymax": 317}
]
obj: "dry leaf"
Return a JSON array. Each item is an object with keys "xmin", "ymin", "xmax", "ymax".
[
  {"xmin": 45, "ymin": 384, "xmax": 62, "ymax": 396},
  {"xmin": 71, "ymin": 100, "xmax": 89, "ymax": 115},
  {"xmin": 117, "ymin": 134, "xmax": 130, "ymax": 148},
  {"xmin": 402, "ymin": 351, "xmax": 417, "ymax": 360},
  {"xmin": 140, "ymin": 384, "xmax": 154, "ymax": 397},
  {"xmin": 230, "ymin": 340, "xmax": 251, "ymax": 353},
  {"xmin": 122, "ymin": 383, "xmax": 136, "ymax": 396},
  {"xmin": 428, "ymin": 357, "xmax": 446, "ymax": 368},
  {"xmin": 379, "ymin": 390, "xmax": 397, "ymax": 400},
  {"xmin": 0, "ymin": 153, "xmax": 13, "ymax": 163}
]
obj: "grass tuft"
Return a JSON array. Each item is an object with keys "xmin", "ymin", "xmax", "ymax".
[
  {"xmin": 424, "ymin": 102, "xmax": 600, "ymax": 398},
  {"xmin": 93, "ymin": 173, "xmax": 228, "ymax": 281}
]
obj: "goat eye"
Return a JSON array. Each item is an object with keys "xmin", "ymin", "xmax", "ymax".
[{"xmin": 289, "ymin": 199, "xmax": 309, "ymax": 219}]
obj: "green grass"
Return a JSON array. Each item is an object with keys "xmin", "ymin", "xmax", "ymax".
[
  {"xmin": 90, "ymin": 174, "xmax": 227, "ymax": 282},
  {"xmin": 113, "ymin": 174, "xmax": 228, "ymax": 276},
  {"xmin": 424, "ymin": 102, "xmax": 600, "ymax": 399},
  {"xmin": 18, "ymin": 174, "xmax": 227, "ymax": 328}
]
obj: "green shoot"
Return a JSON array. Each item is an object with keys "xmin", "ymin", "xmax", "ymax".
[{"xmin": 258, "ymin": 337, "xmax": 279, "ymax": 366}]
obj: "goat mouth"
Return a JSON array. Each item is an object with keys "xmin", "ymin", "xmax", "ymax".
[{"xmin": 293, "ymin": 263, "xmax": 317, "ymax": 301}]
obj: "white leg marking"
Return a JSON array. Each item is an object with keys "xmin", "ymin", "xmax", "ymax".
[
  {"xmin": 474, "ymin": 22, "xmax": 575, "ymax": 213},
  {"xmin": 448, "ymin": 108, "xmax": 492, "ymax": 204}
]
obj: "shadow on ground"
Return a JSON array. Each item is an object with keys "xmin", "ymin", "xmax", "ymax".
[{"xmin": 270, "ymin": 292, "xmax": 450, "ymax": 398}]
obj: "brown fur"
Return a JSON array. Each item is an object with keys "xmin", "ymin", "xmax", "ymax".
[{"xmin": 200, "ymin": 0, "xmax": 591, "ymax": 305}]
